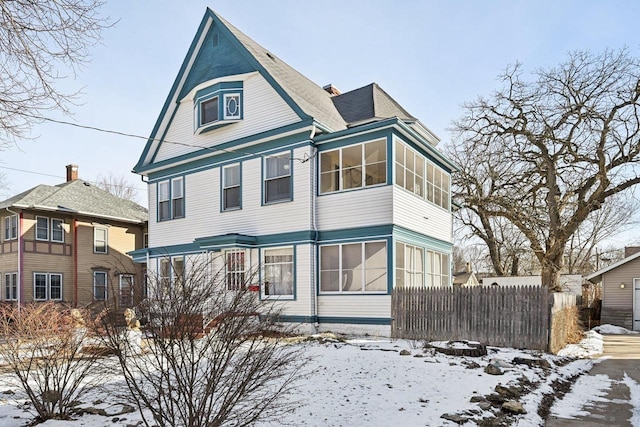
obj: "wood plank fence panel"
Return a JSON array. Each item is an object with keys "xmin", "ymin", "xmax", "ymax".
[{"xmin": 391, "ymin": 286, "xmax": 555, "ymax": 351}]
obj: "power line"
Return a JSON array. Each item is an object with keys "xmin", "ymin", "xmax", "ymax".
[{"xmin": 27, "ymin": 114, "xmax": 317, "ymax": 162}]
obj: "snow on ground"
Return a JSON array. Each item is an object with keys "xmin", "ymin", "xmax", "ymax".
[
  {"xmin": 557, "ymin": 330, "xmax": 604, "ymax": 358},
  {"xmin": 549, "ymin": 373, "xmax": 612, "ymax": 419},
  {"xmin": 0, "ymin": 335, "xmax": 602, "ymax": 427},
  {"xmin": 594, "ymin": 324, "xmax": 639, "ymax": 335}
]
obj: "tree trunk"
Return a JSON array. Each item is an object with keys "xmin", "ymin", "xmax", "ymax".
[{"xmin": 540, "ymin": 261, "xmax": 562, "ymax": 292}]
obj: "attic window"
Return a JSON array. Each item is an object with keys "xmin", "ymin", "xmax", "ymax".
[{"xmin": 194, "ymin": 82, "xmax": 243, "ymax": 134}]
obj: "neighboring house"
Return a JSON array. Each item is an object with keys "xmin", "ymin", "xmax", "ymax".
[
  {"xmin": 453, "ymin": 269, "xmax": 480, "ymax": 287},
  {"xmin": 130, "ymin": 9, "xmax": 456, "ymax": 335},
  {"xmin": 586, "ymin": 248, "xmax": 640, "ymax": 331},
  {"xmin": 481, "ymin": 275, "xmax": 583, "ymax": 296},
  {"xmin": 0, "ymin": 165, "xmax": 148, "ymax": 308}
]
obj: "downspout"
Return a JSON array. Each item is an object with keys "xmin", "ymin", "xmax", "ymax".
[
  {"xmin": 309, "ymin": 126, "xmax": 319, "ymax": 331},
  {"xmin": 5, "ymin": 208, "xmax": 21, "ymax": 310},
  {"xmin": 73, "ymin": 217, "xmax": 78, "ymax": 307}
]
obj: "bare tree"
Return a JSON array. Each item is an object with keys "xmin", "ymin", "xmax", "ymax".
[
  {"xmin": 96, "ymin": 255, "xmax": 305, "ymax": 427},
  {"xmin": 449, "ymin": 48, "xmax": 640, "ymax": 291},
  {"xmin": 0, "ymin": 0, "xmax": 112, "ymax": 146},
  {"xmin": 0, "ymin": 303, "xmax": 103, "ymax": 423},
  {"xmin": 95, "ymin": 172, "xmax": 140, "ymax": 202}
]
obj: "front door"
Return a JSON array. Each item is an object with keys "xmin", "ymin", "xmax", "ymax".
[{"xmin": 634, "ymin": 278, "xmax": 640, "ymax": 331}]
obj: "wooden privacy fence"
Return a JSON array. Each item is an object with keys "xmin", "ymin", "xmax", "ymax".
[{"xmin": 391, "ymin": 286, "xmax": 576, "ymax": 352}]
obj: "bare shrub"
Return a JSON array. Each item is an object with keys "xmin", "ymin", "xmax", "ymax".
[
  {"xmin": 97, "ymin": 256, "xmax": 305, "ymax": 427},
  {"xmin": 0, "ymin": 303, "xmax": 103, "ymax": 422}
]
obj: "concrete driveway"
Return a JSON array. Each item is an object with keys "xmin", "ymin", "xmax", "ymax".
[{"xmin": 546, "ymin": 334, "xmax": 640, "ymax": 426}]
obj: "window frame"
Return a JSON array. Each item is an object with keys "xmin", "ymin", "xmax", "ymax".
[
  {"xmin": 33, "ymin": 272, "xmax": 63, "ymax": 301},
  {"xmin": 426, "ymin": 250, "xmax": 451, "ymax": 288},
  {"xmin": 395, "ymin": 242, "xmax": 425, "ymax": 288},
  {"xmin": 319, "ymin": 240, "xmax": 388, "ymax": 294},
  {"xmin": 262, "ymin": 246, "xmax": 295, "ymax": 299},
  {"xmin": 263, "ymin": 151, "xmax": 293, "ymax": 204},
  {"xmin": 394, "ymin": 139, "xmax": 451, "ymax": 210},
  {"xmin": 4, "ymin": 272, "xmax": 17, "ymax": 301},
  {"xmin": 222, "ymin": 163, "xmax": 242, "ymax": 211},
  {"xmin": 157, "ymin": 177, "xmax": 185, "ymax": 221},
  {"xmin": 119, "ymin": 274, "xmax": 134, "ymax": 306},
  {"xmin": 4, "ymin": 215, "xmax": 17, "ymax": 241},
  {"xmin": 51, "ymin": 218, "xmax": 64, "ymax": 243},
  {"xmin": 225, "ymin": 249, "xmax": 246, "ymax": 290},
  {"xmin": 320, "ymin": 139, "xmax": 387, "ymax": 194},
  {"xmin": 200, "ymin": 95, "xmax": 220, "ymax": 126},
  {"xmin": 35, "ymin": 216, "xmax": 49, "ymax": 241},
  {"xmin": 93, "ymin": 271, "xmax": 108, "ymax": 301},
  {"xmin": 93, "ymin": 226, "xmax": 108, "ymax": 254},
  {"xmin": 223, "ymin": 93, "xmax": 241, "ymax": 120}
]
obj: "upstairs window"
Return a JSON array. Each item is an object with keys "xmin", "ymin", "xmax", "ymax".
[
  {"xmin": 194, "ymin": 83, "xmax": 243, "ymax": 134},
  {"xmin": 158, "ymin": 177, "xmax": 185, "ymax": 221},
  {"xmin": 201, "ymin": 96, "xmax": 219, "ymax": 125},
  {"xmin": 222, "ymin": 163, "xmax": 241, "ymax": 210},
  {"xmin": 36, "ymin": 216, "xmax": 49, "ymax": 240},
  {"xmin": 94, "ymin": 227, "xmax": 108, "ymax": 254},
  {"xmin": 264, "ymin": 152, "xmax": 292, "ymax": 204},
  {"xmin": 51, "ymin": 219, "xmax": 64, "ymax": 242},
  {"xmin": 4, "ymin": 215, "xmax": 17, "ymax": 241},
  {"xmin": 224, "ymin": 94, "xmax": 241, "ymax": 119},
  {"xmin": 395, "ymin": 140, "xmax": 450, "ymax": 210},
  {"xmin": 320, "ymin": 139, "xmax": 387, "ymax": 194}
]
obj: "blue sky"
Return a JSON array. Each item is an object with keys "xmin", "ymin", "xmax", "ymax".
[{"xmin": 3, "ymin": 0, "xmax": 639, "ymax": 222}]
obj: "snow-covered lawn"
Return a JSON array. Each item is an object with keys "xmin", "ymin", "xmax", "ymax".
[{"xmin": 0, "ymin": 332, "xmax": 603, "ymax": 427}]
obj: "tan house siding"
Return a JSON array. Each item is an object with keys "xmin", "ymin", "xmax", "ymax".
[
  {"xmin": 22, "ymin": 252, "xmax": 74, "ymax": 302},
  {"xmin": 600, "ymin": 255, "xmax": 640, "ymax": 330}
]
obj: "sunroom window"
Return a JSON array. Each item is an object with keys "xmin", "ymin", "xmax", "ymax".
[
  {"xmin": 320, "ymin": 241, "xmax": 387, "ymax": 293},
  {"xmin": 320, "ymin": 139, "xmax": 386, "ymax": 194}
]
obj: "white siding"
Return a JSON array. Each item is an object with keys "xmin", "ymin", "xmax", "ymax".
[
  {"xmin": 392, "ymin": 186, "xmax": 452, "ymax": 243},
  {"xmin": 155, "ymin": 74, "xmax": 300, "ymax": 162},
  {"xmin": 316, "ymin": 185, "xmax": 393, "ymax": 231},
  {"xmin": 150, "ymin": 146, "xmax": 312, "ymax": 247},
  {"xmin": 317, "ymin": 295, "xmax": 391, "ymax": 318}
]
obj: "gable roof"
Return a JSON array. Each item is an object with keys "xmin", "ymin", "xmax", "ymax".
[
  {"xmin": 0, "ymin": 180, "xmax": 147, "ymax": 224},
  {"xmin": 134, "ymin": 9, "xmax": 432, "ymax": 174},
  {"xmin": 585, "ymin": 250, "xmax": 640, "ymax": 282}
]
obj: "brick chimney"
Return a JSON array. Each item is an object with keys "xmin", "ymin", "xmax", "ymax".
[
  {"xmin": 66, "ymin": 164, "xmax": 78, "ymax": 182},
  {"xmin": 323, "ymin": 84, "xmax": 341, "ymax": 96}
]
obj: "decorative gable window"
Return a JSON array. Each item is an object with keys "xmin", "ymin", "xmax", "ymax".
[
  {"xmin": 264, "ymin": 152, "xmax": 292, "ymax": 204},
  {"xmin": 193, "ymin": 82, "xmax": 243, "ymax": 134}
]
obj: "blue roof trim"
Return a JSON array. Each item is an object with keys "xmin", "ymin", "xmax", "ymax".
[
  {"xmin": 392, "ymin": 225, "xmax": 453, "ymax": 253},
  {"xmin": 314, "ymin": 117, "xmax": 399, "ymax": 143},
  {"xmin": 138, "ymin": 121, "xmax": 312, "ymax": 177},
  {"xmin": 134, "ymin": 11, "xmax": 215, "ymax": 172},
  {"xmin": 393, "ymin": 121, "xmax": 458, "ymax": 172}
]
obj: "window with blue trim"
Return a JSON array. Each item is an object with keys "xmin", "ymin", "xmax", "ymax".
[
  {"xmin": 222, "ymin": 163, "xmax": 241, "ymax": 210},
  {"xmin": 264, "ymin": 152, "xmax": 292, "ymax": 203},
  {"xmin": 396, "ymin": 242, "xmax": 424, "ymax": 287},
  {"xmin": 194, "ymin": 82, "xmax": 243, "ymax": 134},
  {"xmin": 320, "ymin": 139, "xmax": 387, "ymax": 193},
  {"xmin": 320, "ymin": 241, "xmax": 387, "ymax": 293},
  {"xmin": 263, "ymin": 247, "xmax": 294, "ymax": 298},
  {"xmin": 158, "ymin": 177, "xmax": 185, "ymax": 221}
]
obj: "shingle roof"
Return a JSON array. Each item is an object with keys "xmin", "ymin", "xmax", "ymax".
[
  {"xmin": 0, "ymin": 180, "xmax": 147, "ymax": 223},
  {"xmin": 332, "ymin": 83, "xmax": 416, "ymax": 125},
  {"xmin": 214, "ymin": 11, "xmax": 348, "ymax": 132}
]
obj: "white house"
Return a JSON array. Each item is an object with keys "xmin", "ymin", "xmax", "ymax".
[{"xmin": 130, "ymin": 9, "xmax": 456, "ymax": 335}]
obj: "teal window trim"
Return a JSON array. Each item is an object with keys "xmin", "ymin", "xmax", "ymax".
[
  {"xmin": 318, "ymin": 240, "xmax": 388, "ymax": 295},
  {"xmin": 262, "ymin": 150, "xmax": 293, "ymax": 205},
  {"xmin": 193, "ymin": 82, "xmax": 243, "ymax": 134},
  {"xmin": 259, "ymin": 245, "xmax": 296, "ymax": 301},
  {"xmin": 157, "ymin": 176, "xmax": 185, "ymax": 222},
  {"xmin": 220, "ymin": 162, "xmax": 242, "ymax": 212},
  {"xmin": 319, "ymin": 138, "xmax": 387, "ymax": 195}
]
